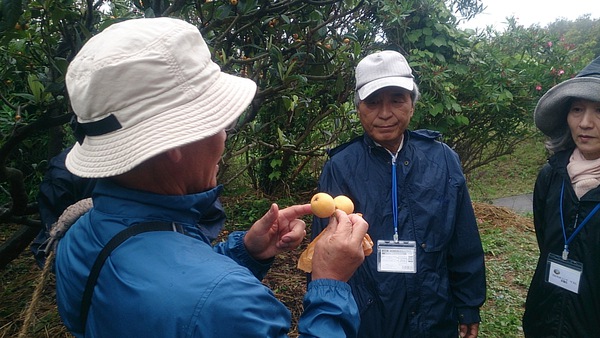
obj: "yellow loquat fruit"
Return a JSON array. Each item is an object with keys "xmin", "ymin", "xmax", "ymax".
[
  {"xmin": 333, "ymin": 195, "xmax": 354, "ymax": 214},
  {"xmin": 310, "ymin": 192, "xmax": 336, "ymax": 218}
]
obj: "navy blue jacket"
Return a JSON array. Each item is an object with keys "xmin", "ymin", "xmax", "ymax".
[
  {"xmin": 32, "ymin": 147, "xmax": 96, "ymax": 267},
  {"xmin": 312, "ymin": 130, "xmax": 486, "ymax": 338},
  {"xmin": 523, "ymin": 149, "xmax": 600, "ymax": 337}
]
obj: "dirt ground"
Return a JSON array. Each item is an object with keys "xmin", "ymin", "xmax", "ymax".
[{"xmin": 0, "ymin": 202, "xmax": 532, "ymax": 338}]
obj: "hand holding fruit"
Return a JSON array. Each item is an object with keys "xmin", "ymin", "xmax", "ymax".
[
  {"xmin": 298, "ymin": 193, "xmax": 373, "ymax": 273},
  {"xmin": 310, "ymin": 210, "xmax": 369, "ymax": 282},
  {"xmin": 244, "ymin": 203, "xmax": 311, "ymax": 261}
]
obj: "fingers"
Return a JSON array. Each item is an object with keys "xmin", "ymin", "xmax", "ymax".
[
  {"xmin": 348, "ymin": 212, "xmax": 369, "ymax": 238},
  {"xmin": 459, "ymin": 323, "xmax": 479, "ymax": 338},
  {"xmin": 279, "ymin": 219, "xmax": 306, "ymax": 248},
  {"xmin": 252, "ymin": 203, "xmax": 279, "ymax": 234},
  {"xmin": 309, "ymin": 210, "xmax": 369, "ymax": 281},
  {"xmin": 330, "ymin": 210, "xmax": 368, "ymax": 246},
  {"xmin": 459, "ymin": 324, "xmax": 467, "ymax": 338},
  {"xmin": 278, "ymin": 203, "xmax": 312, "ymax": 220}
]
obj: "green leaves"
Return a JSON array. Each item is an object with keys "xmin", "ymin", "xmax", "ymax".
[
  {"xmin": 0, "ymin": 0, "xmax": 23, "ymax": 34},
  {"xmin": 2, "ymin": 0, "xmax": 599, "ymax": 197}
]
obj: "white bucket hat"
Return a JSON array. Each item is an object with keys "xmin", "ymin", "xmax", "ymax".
[
  {"xmin": 534, "ymin": 56, "xmax": 600, "ymax": 138},
  {"xmin": 65, "ymin": 17, "xmax": 257, "ymax": 178},
  {"xmin": 355, "ymin": 50, "xmax": 415, "ymax": 101}
]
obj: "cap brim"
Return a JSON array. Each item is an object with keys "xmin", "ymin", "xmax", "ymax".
[
  {"xmin": 66, "ymin": 73, "xmax": 257, "ymax": 178},
  {"xmin": 357, "ymin": 77, "xmax": 414, "ymax": 100},
  {"xmin": 534, "ymin": 77, "xmax": 600, "ymax": 138}
]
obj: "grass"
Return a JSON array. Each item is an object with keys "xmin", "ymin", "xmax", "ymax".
[
  {"xmin": 466, "ymin": 136, "xmax": 546, "ymax": 337},
  {"xmin": 475, "ymin": 205, "xmax": 538, "ymax": 338},
  {"xmin": 467, "ymin": 134, "xmax": 548, "ymax": 202},
  {"xmin": 0, "ymin": 138, "xmax": 546, "ymax": 338}
]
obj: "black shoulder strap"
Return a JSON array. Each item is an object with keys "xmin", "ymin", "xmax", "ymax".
[{"xmin": 80, "ymin": 222, "xmax": 185, "ymax": 329}]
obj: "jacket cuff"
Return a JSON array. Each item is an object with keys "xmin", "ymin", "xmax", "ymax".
[
  {"xmin": 228, "ymin": 231, "xmax": 273, "ymax": 280},
  {"xmin": 457, "ymin": 307, "xmax": 481, "ymax": 324}
]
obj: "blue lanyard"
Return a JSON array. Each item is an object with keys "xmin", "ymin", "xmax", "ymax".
[
  {"xmin": 559, "ymin": 180, "xmax": 600, "ymax": 259},
  {"xmin": 392, "ymin": 156, "xmax": 399, "ymax": 242}
]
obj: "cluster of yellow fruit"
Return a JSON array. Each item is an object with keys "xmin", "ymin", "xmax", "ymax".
[
  {"xmin": 310, "ymin": 192, "xmax": 354, "ymax": 218},
  {"xmin": 298, "ymin": 192, "xmax": 374, "ymax": 273}
]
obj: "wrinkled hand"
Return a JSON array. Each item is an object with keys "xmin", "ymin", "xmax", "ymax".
[
  {"xmin": 244, "ymin": 203, "xmax": 311, "ymax": 261},
  {"xmin": 459, "ymin": 323, "xmax": 479, "ymax": 338},
  {"xmin": 311, "ymin": 210, "xmax": 369, "ymax": 282}
]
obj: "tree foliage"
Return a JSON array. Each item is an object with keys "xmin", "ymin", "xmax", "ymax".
[{"xmin": 0, "ymin": 0, "xmax": 599, "ymax": 207}]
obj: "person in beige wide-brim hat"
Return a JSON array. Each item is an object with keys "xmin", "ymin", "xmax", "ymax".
[
  {"xmin": 64, "ymin": 17, "xmax": 257, "ymax": 178},
  {"xmin": 523, "ymin": 55, "xmax": 600, "ymax": 337},
  {"xmin": 54, "ymin": 17, "xmax": 369, "ymax": 337}
]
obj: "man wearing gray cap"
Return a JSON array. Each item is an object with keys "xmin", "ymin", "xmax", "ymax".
[
  {"xmin": 311, "ymin": 50, "xmax": 486, "ymax": 337},
  {"xmin": 54, "ymin": 17, "xmax": 369, "ymax": 337}
]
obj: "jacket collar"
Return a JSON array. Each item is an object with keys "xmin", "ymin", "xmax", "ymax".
[
  {"xmin": 548, "ymin": 149, "xmax": 574, "ymax": 177},
  {"xmin": 91, "ymin": 179, "xmax": 224, "ymax": 231}
]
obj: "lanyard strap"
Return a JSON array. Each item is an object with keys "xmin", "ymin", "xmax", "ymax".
[
  {"xmin": 392, "ymin": 157, "xmax": 399, "ymax": 242},
  {"xmin": 559, "ymin": 180, "xmax": 600, "ymax": 259},
  {"xmin": 81, "ymin": 222, "xmax": 187, "ymax": 330}
]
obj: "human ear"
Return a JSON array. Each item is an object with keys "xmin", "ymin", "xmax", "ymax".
[{"xmin": 165, "ymin": 147, "xmax": 183, "ymax": 163}]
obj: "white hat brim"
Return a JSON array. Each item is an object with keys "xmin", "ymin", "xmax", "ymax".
[
  {"xmin": 534, "ymin": 77, "xmax": 600, "ymax": 138},
  {"xmin": 357, "ymin": 77, "xmax": 414, "ymax": 100},
  {"xmin": 65, "ymin": 72, "xmax": 257, "ymax": 178}
]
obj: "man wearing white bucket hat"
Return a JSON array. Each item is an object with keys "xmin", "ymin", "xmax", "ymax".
[
  {"xmin": 311, "ymin": 50, "xmax": 486, "ymax": 338},
  {"xmin": 54, "ymin": 17, "xmax": 368, "ymax": 337},
  {"xmin": 523, "ymin": 56, "xmax": 600, "ymax": 337}
]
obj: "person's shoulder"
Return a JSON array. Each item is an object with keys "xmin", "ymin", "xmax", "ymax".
[
  {"xmin": 408, "ymin": 129, "xmax": 451, "ymax": 154},
  {"xmin": 537, "ymin": 156, "xmax": 557, "ymax": 181},
  {"xmin": 409, "ymin": 129, "xmax": 442, "ymax": 142},
  {"xmin": 327, "ymin": 135, "xmax": 364, "ymax": 158}
]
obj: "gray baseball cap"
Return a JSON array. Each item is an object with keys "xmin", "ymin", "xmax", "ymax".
[{"xmin": 355, "ymin": 50, "xmax": 415, "ymax": 101}]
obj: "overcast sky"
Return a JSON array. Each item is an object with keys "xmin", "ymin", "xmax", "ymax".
[{"xmin": 458, "ymin": 0, "xmax": 599, "ymax": 30}]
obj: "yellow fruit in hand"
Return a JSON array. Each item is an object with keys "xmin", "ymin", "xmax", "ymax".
[
  {"xmin": 333, "ymin": 195, "xmax": 354, "ymax": 214},
  {"xmin": 311, "ymin": 192, "xmax": 336, "ymax": 218}
]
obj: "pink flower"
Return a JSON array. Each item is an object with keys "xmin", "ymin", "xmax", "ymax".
[
  {"xmin": 558, "ymin": 69, "xmax": 564, "ymax": 75},
  {"xmin": 547, "ymin": 41, "xmax": 553, "ymax": 47},
  {"xmin": 536, "ymin": 85, "xmax": 542, "ymax": 91}
]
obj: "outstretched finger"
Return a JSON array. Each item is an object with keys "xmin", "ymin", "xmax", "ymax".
[
  {"xmin": 252, "ymin": 203, "xmax": 279, "ymax": 235},
  {"xmin": 278, "ymin": 204, "xmax": 313, "ymax": 221}
]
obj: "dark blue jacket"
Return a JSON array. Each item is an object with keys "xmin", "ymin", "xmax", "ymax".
[
  {"xmin": 32, "ymin": 147, "xmax": 96, "ymax": 267},
  {"xmin": 523, "ymin": 149, "xmax": 600, "ymax": 337},
  {"xmin": 312, "ymin": 130, "xmax": 486, "ymax": 338}
]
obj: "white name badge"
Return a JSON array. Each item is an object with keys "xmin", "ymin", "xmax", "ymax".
[
  {"xmin": 377, "ymin": 240, "xmax": 417, "ymax": 273},
  {"xmin": 545, "ymin": 253, "xmax": 583, "ymax": 294}
]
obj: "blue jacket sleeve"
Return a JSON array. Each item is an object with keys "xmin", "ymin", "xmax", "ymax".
[
  {"xmin": 447, "ymin": 181, "xmax": 486, "ymax": 324},
  {"xmin": 209, "ymin": 239, "xmax": 359, "ymax": 337},
  {"xmin": 212, "ymin": 231, "xmax": 273, "ymax": 281},
  {"xmin": 298, "ymin": 279, "xmax": 360, "ymax": 338}
]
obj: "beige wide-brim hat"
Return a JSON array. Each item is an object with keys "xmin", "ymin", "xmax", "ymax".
[
  {"xmin": 534, "ymin": 56, "xmax": 600, "ymax": 138},
  {"xmin": 65, "ymin": 18, "xmax": 257, "ymax": 178}
]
